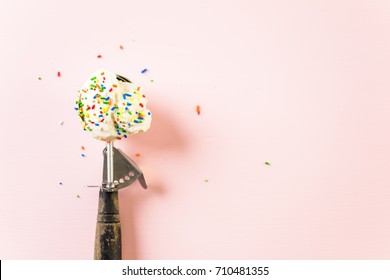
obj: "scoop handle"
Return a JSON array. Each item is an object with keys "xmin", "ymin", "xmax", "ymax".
[{"xmin": 94, "ymin": 190, "xmax": 122, "ymax": 260}]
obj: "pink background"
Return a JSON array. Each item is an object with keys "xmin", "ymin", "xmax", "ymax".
[{"xmin": 1, "ymin": 0, "xmax": 390, "ymax": 259}]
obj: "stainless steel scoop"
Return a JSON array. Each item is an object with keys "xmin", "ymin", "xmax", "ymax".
[
  {"xmin": 90, "ymin": 74, "xmax": 148, "ymax": 260},
  {"xmin": 102, "ymin": 145, "xmax": 148, "ymax": 191}
]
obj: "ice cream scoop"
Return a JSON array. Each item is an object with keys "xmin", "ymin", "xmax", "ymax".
[
  {"xmin": 76, "ymin": 70, "xmax": 150, "ymax": 260},
  {"xmin": 75, "ymin": 69, "xmax": 152, "ymax": 141}
]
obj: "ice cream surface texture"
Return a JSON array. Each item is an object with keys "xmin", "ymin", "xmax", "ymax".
[{"xmin": 76, "ymin": 70, "xmax": 152, "ymax": 141}]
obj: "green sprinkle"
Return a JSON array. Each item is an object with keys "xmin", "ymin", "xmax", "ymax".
[
  {"xmin": 265, "ymin": 162, "xmax": 271, "ymax": 166},
  {"xmin": 91, "ymin": 76, "xmax": 97, "ymax": 80},
  {"xmin": 117, "ymin": 112, "xmax": 120, "ymax": 115},
  {"xmin": 103, "ymin": 101, "xmax": 109, "ymax": 104}
]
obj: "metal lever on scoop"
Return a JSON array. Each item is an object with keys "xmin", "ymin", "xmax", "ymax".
[{"xmin": 94, "ymin": 141, "xmax": 148, "ymax": 260}]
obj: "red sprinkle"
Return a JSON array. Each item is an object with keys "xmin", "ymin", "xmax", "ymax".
[
  {"xmin": 97, "ymin": 55, "xmax": 102, "ymax": 58},
  {"xmin": 139, "ymin": 103, "xmax": 144, "ymax": 108},
  {"xmin": 196, "ymin": 105, "xmax": 201, "ymax": 115},
  {"xmin": 57, "ymin": 71, "xmax": 61, "ymax": 77},
  {"xmin": 135, "ymin": 153, "xmax": 141, "ymax": 157},
  {"xmin": 91, "ymin": 104, "xmax": 95, "ymax": 109}
]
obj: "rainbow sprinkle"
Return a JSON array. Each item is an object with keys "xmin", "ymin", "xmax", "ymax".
[{"xmin": 141, "ymin": 68, "xmax": 148, "ymax": 74}]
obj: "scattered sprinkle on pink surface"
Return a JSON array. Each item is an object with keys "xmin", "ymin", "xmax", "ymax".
[
  {"xmin": 81, "ymin": 146, "xmax": 85, "ymax": 150},
  {"xmin": 120, "ymin": 45, "xmax": 124, "ymax": 50},
  {"xmin": 97, "ymin": 55, "xmax": 102, "ymax": 58},
  {"xmin": 135, "ymin": 153, "xmax": 141, "ymax": 157},
  {"xmin": 57, "ymin": 71, "xmax": 61, "ymax": 77},
  {"xmin": 196, "ymin": 105, "xmax": 201, "ymax": 115}
]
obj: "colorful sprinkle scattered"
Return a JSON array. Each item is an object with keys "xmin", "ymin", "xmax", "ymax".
[
  {"xmin": 196, "ymin": 105, "xmax": 201, "ymax": 115},
  {"xmin": 57, "ymin": 71, "xmax": 61, "ymax": 77},
  {"xmin": 265, "ymin": 162, "xmax": 271, "ymax": 166},
  {"xmin": 120, "ymin": 45, "xmax": 124, "ymax": 50},
  {"xmin": 81, "ymin": 154, "xmax": 86, "ymax": 157},
  {"xmin": 135, "ymin": 153, "xmax": 141, "ymax": 157},
  {"xmin": 141, "ymin": 68, "xmax": 148, "ymax": 74},
  {"xmin": 97, "ymin": 55, "xmax": 102, "ymax": 58},
  {"xmin": 81, "ymin": 146, "xmax": 85, "ymax": 150}
]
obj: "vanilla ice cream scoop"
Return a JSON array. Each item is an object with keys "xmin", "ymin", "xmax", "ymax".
[{"xmin": 75, "ymin": 70, "xmax": 152, "ymax": 141}]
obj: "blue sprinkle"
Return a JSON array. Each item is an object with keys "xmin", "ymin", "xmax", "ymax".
[
  {"xmin": 99, "ymin": 114, "xmax": 103, "ymax": 117},
  {"xmin": 125, "ymin": 107, "xmax": 128, "ymax": 110},
  {"xmin": 94, "ymin": 123, "xmax": 99, "ymax": 126},
  {"xmin": 111, "ymin": 106, "xmax": 117, "ymax": 111},
  {"xmin": 93, "ymin": 94, "xmax": 98, "ymax": 99},
  {"xmin": 124, "ymin": 135, "xmax": 127, "ymax": 138},
  {"xmin": 127, "ymin": 102, "xmax": 132, "ymax": 106},
  {"xmin": 148, "ymin": 112, "xmax": 151, "ymax": 115},
  {"xmin": 134, "ymin": 120, "xmax": 139, "ymax": 123},
  {"xmin": 141, "ymin": 68, "xmax": 148, "ymax": 74},
  {"xmin": 105, "ymin": 96, "xmax": 110, "ymax": 101},
  {"xmin": 74, "ymin": 107, "xmax": 78, "ymax": 110},
  {"xmin": 81, "ymin": 154, "xmax": 85, "ymax": 157},
  {"xmin": 123, "ymin": 93, "xmax": 132, "ymax": 99}
]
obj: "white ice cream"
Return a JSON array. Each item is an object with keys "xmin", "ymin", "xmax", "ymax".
[{"xmin": 76, "ymin": 70, "xmax": 152, "ymax": 141}]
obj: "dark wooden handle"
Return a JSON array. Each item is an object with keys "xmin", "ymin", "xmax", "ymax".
[{"xmin": 94, "ymin": 190, "xmax": 122, "ymax": 260}]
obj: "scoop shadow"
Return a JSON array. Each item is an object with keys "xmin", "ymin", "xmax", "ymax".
[{"xmin": 119, "ymin": 104, "xmax": 188, "ymax": 259}]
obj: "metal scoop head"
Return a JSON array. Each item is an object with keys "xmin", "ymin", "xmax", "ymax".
[{"xmin": 102, "ymin": 146, "xmax": 148, "ymax": 191}]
